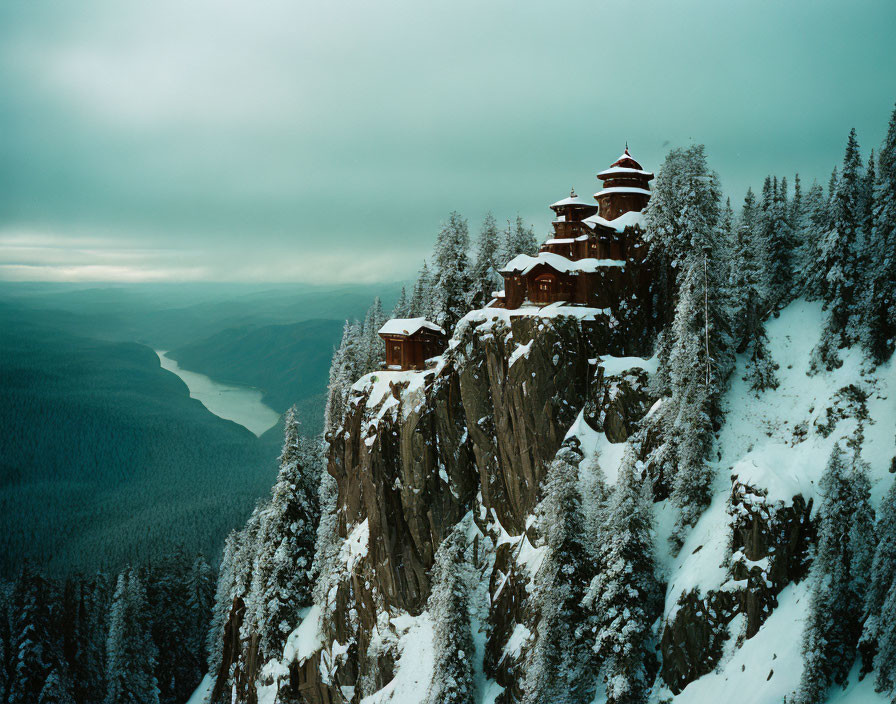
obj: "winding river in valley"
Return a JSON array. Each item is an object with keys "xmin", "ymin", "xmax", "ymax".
[{"xmin": 156, "ymin": 350, "xmax": 281, "ymax": 437}]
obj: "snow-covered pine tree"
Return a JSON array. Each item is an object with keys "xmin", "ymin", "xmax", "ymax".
[
  {"xmin": 767, "ymin": 175, "xmax": 795, "ymax": 307},
  {"xmin": 583, "ymin": 446, "xmax": 658, "ymax": 704},
  {"xmin": 8, "ymin": 566, "xmax": 59, "ymax": 704},
  {"xmin": 861, "ymin": 478, "xmax": 896, "ymax": 683},
  {"xmin": 501, "ymin": 214, "xmax": 539, "ymax": 261},
  {"xmin": 186, "ymin": 554, "xmax": 215, "ymax": 672},
  {"xmin": 796, "ymin": 442, "xmax": 875, "ymax": 704},
  {"xmin": 579, "ymin": 453, "xmax": 610, "ymax": 563},
  {"xmin": 863, "ymin": 103, "xmax": 896, "ymax": 362},
  {"xmin": 874, "ymin": 588, "xmax": 896, "ymax": 698},
  {"xmin": 249, "ymin": 408, "xmax": 321, "ymax": 663},
  {"xmin": 105, "ymin": 570, "xmax": 159, "ymax": 704},
  {"xmin": 205, "ymin": 532, "xmax": 239, "ymax": 681},
  {"xmin": 812, "ymin": 128, "xmax": 866, "ymax": 364},
  {"xmin": 360, "ymin": 297, "xmax": 386, "ymax": 374},
  {"xmin": 730, "ymin": 188, "xmax": 766, "ymax": 352},
  {"xmin": 60, "ymin": 574, "xmax": 108, "ymax": 704},
  {"xmin": 146, "ymin": 548, "xmax": 197, "ymax": 704},
  {"xmin": 862, "ymin": 150, "xmax": 876, "ymax": 239},
  {"xmin": 470, "ymin": 211, "xmax": 502, "ymax": 308},
  {"xmin": 431, "ymin": 211, "xmax": 471, "ymax": 332},
  {"xmin": 38, "ymin": 667, "xmax": 75, "ymax": 704},
  {"xmin": 791, "ymin": 173, "xmax": 803, "ymax": 231},
  {"xmin": 425, "ymin": 521, "xmax": 474, "ymax": 704},
  {"xmin": 409, "ymin": 260, "xmax": 434, "ymax": 318},
  {"xmin": 733, "ymin": 189, "xmax": 779, "ymax": 392},
  {"xmin": 642, "ymin": 145, "xmax": 732, "ymax": 544},
  {"xmin": 324, "ymin": 319, "xmax": 362, "ymax": 435},
  {"xmin": 668, "ymin": 255, "xmax": 730, "ymax": 544},
  {"xmin": 311, "ymin": 468, "xmax": 341, "ymax": 620},
  {"xmin": 800, "ymin": 181, "xmax": 829, "ymax": 298},
  {"xmin": 521, "ymin": 445, "xmax": 592, "ymax": 704},
  {"xmin": 391, "ymin": 286, "xmax": 409, "ymax": 319}
]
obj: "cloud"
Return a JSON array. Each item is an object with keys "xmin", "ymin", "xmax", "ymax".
[{"xmin": 1, "ymin": 0, "xmax": 894, "ymax": 283}]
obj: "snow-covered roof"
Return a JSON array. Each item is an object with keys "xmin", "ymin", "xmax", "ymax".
[
  {"xmin": 549, "ymin": 195, "xmax": 597, "ymax": 209},
  {"xmin": 499, "ymin": 251, "xmax": 625, "ymax": 275},
  {"xmin": 583, "ymin": 210, "xmax": 646, "ymax": 233},
  {"xmin": 597, "ymin": 165, "xmax": 654, "ymax": 178},
  {"xmin": 607, "ymin": 146, "xmax": 646, "ymax": 171},
  {"xmin": 378, "ymin": 317, "xmax": 445, "ymax": 337},
  {"xmin": 594, "ymin": 186, "xmax": 652, "ymax": 197}
]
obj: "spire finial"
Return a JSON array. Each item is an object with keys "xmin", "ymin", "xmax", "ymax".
[
  {"xmin": 570, "ymin": 187, "xmax": 576, "ymax": 198},
  {"xmin": 625, "ymin": 140, "xmax": 630, "ymax": 155}
]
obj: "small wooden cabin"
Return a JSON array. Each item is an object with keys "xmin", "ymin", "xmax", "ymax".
[{"xmin": 378, "ymin": 318, "xmax": 447, "ymax": 371}]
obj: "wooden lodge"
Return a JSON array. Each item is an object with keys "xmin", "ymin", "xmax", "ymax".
[
  {"xmin": 492, "ymin": 147, "xmax": 654, "ymax": 310},
  {"xmin": 378, "ymin": 318, "xmax": 447, "ymax": 371}
]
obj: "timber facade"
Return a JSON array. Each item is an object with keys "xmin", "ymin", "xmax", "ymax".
[{"xmin": 492, "ymin": 147, "xmax": 654, "ymax": 310}]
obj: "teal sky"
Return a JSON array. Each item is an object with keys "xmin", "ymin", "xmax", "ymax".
[{"xmin": 1, "ymin": 0, "xmax": 894, "ymax": 283}]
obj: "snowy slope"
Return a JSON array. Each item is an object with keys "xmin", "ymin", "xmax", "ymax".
[
  {"xmin": 653, "ymin": 299, "xmax": 894, "ymax": 704},
  {"xmin": 272, "ymin": 299, "xmax": 893, "ymax": 704}
]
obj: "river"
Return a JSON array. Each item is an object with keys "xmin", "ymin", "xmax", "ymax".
[{"xmin": 156, "ymin": 350, "xmax": 281, "ymax": 437}]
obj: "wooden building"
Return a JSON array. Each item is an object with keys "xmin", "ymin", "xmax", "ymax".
[
  {"xmin": 378, "ymin": 318, "xmax": 447, "ymax": 371},
  {"xmin": 491, "ymin": 147, "xmax": 653, "ymax": 310}
]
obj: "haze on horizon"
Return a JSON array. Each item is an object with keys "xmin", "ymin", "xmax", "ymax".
[{"xmin": 1, "ymin": 0, "xmax": 894, "ymax": 285}]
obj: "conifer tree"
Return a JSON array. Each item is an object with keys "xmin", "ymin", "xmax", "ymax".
[
  {"xmin": 796, "ymin": 443, "xmax": 875, "ymax": 704},
  {"xmin": 186, "ymin": 554, "xmax": 215, "ymax": 671},
  {"xmin": 733, "ymin": 188, "xmax": 779, "ymax": 393},
  {"xmin": 324, "ymin": 320, "xmax": 362, "ymax": 435},
  {"xmin": 470, "ymin": 211, "xmax": 502, "ymax": 308},
  {"xmin": 791, "ymin": 173, "xmax": 803, "ymax": 231},
  {"xmin": 61, "ymin": 575, "xmax": 108, "ymax": 704},
  {"xmin": 583, "ymin": 447, "xmax": 658, "ymax": 704},
  {"xmin": 862, "ymin": 478, "xmax": 896, "ymax": 686},
  {"xmin": 250, "ymin": 408, "xmax": 321, "ymax": 662},
  {"xmin": 862, "ymin": 150, "xmax": 876, "ymax": 238},
  {"xmin": 812, "ymin": 129, "xmax": 865, "ymax": 358},
  {"xmin": 874, "ymin": 588, "xmax": 896, "ymax": 698},
  {"xmin": 501, "ymin": 214, "xmax": 539, "ymax": 261},
  {"xmin": 801, "ymin": 181, "xmax": 829, "ymax": 297},
  {"xmin": 205, "ymin": 533, "xmax": 239, "ymax": 681},
  {"xmin": 311, "ymin": 469, "xmax": 342, "ymax": 619},
  {"xmin": 663, "ymin": 239, "xmax": 731, "ymax": 546},
  {"xmin": 521, "ymin": 445, "xmax": 592, "ymax": 704},
  {"xmin": 425, "ymin": 522, "xmax": 474, "ymax": 704},
  {"xmin": 392, "ymin": 286, "xmax": 410, "ymax": 319},
  {"xmin": 863, "ymin": 104, "xmax": 896, "ymax": 362},
  {"xmin": 38, "ymin": 668, "xmax": 75, "ymax": 704},
  {"xmin": 105, "ymin": 570, "xmax": 159, "ymax": 704},
  {"xmin": 8, "ymin": 566, "xmax": 58, "ymax": 704},
  {"xmin": 409, "ymin": 261, "xmax": 434, "ymax": 318},
  {"xmin": 767, "ymin": 175, "xmax": 795, "ymax": 307},
  {"xmin": 731, "ymin": 188, "xmax": 766, "ymax": 351},
  {"xmin": 146, "ymin": 548, "xmax": 197, "ymax": 704},
  {"xmin": 431, "ymin": 211, "xmax": 471, "ymax": 332},
  {"xmin": 643, "ymin": 145, "xmax": 732, "ymax": 545},
  {"xmin": 360, "ymin": 297, "xmax": 386, "ymax": 374}
]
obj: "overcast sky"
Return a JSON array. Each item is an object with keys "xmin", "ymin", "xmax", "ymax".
[{"xmin": 1, "ymin": 0, "xmax": 894, "ymax": 284}]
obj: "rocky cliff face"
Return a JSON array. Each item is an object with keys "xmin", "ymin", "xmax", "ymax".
[
  {"xmin": 266, "ymin": 300, "xmax": 892, "ymax": 704},
  {"xmin": 279, "ymin": 307, "xmax": 665, "ymax": 702}
]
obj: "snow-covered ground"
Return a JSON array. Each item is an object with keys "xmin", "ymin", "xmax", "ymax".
[
  {"xmin": 271, "ymin": 299, "xmax": 894, "ymax": 704},
  {"xmin": 656, "ymin": 299, "xmax": 893, "ymax": 704}
]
